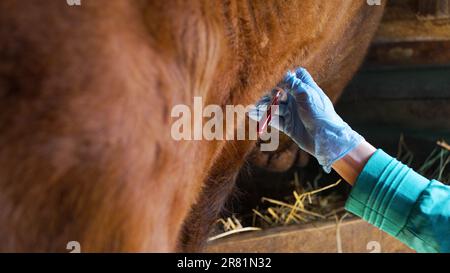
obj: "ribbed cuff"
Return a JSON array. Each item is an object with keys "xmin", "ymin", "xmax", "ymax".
[{"xmin": 345, "ymin": 149, "xmax": 430, "ymax": 237}]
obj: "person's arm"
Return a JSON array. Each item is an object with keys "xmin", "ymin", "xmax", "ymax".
[
  {"xmin": 333, "ymin": 142, "xmax": 450, "ymax": 252},
  {"xmin": 338, "ymin": 146, "xmax": 450, "ymax": 252},
  {"xmin": 250, "ymin": 67, "xmax": 450, "ymax": 253},
  {"xmin": 332, "ymin": 141, "xmax": 376, "ymax": 186}
]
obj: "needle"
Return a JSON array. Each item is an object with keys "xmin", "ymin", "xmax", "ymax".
[{"xmin": 258, "ymin": 88, "xmax": 283, "ymax": 136}]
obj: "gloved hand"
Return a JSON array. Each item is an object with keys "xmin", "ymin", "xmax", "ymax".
[{"xmin": 249, "ymin": 68, "xmax": 364, "ymax": 173}]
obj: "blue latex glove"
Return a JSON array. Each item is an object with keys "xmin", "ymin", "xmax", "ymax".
[{"xmin": 249, "ymin": 68, "xmax": 364, "ymax": 172}]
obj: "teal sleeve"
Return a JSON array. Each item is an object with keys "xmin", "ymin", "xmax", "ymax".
[{"xmin": 345, "ymin": 149, "xmax": 450, "ymax": 253}]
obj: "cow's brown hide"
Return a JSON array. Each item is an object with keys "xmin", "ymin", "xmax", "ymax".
[
  {"xmin": 0, "ymin": 0, "xmax": 385, "ymax": 252},
  {"xmin": 180, "ymin": 1, "xmax": 386, "ymax": 251}
]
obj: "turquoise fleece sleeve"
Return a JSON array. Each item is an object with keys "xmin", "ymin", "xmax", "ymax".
[{"xmin": 345, "ymin": 149, "xmax": 450, "ymax": 253}]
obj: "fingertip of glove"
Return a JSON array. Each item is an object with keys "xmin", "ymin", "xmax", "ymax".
[
  {"xmin": 295, "ymin": 67, "xmax": 308, "ymax": 76},
  {"xmin": 295, "ymin": 67, "xmax": 316, "ymax": 86},
  {"xmin": 283, "ymin": 71, "xmax": 296, "ymax": 85},
  {"xmin": 322, "ymin": 165, "xmax": 332, "ymax": 174},
  {"xmin": 283, "ymin": 70, "xmax": 311, "ymax": 95}
]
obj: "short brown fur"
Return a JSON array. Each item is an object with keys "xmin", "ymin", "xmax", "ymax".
[{"xmin": 0, "ymin": 0, "xmax": 385, "ymax": 252}]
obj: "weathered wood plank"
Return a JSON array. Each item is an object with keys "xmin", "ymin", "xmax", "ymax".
[
  {"xmin": 206, "ymin": 218, "xmax": 414, "ymax": 253},
  {"xmin": 338, "ymin": 66, "xmax": 450, "ymax": 137},
  {"xmin": 366, "ymin": 41, "xmax": 450, "ymax": 66},
  {"xmin": 375, "ymin": 0, "xmax": 450, "ymax": 43}
]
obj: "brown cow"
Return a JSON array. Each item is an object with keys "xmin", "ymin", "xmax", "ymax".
[{"xmin": 0, "ymin": 0, "xmax": 385, "ymax": 252}]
